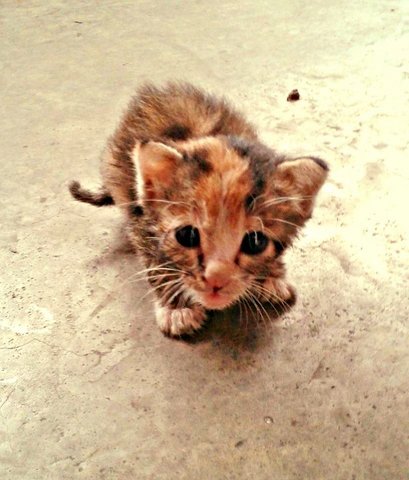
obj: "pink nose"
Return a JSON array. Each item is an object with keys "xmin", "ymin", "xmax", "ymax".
[
  {"xmin": 204, "ymin": 261, "xmax": 231, "ymax": 292},
  {"xmin": 205, "ymin": 277, "xmax": 228, "ymax": 293}
]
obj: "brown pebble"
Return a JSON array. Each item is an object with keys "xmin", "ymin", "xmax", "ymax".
[{"xmin": 287, "ymin": 89, "xmax": 300, "ymax": 102}]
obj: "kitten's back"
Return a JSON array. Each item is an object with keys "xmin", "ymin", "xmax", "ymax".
[{"xmin": 114, "ymin": 82, "xmax": 258, "ymax": 145}]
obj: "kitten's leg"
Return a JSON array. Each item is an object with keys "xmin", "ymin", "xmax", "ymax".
[{"xmin": 155, "ymin": 301, "xmax": 206, "ymax": 337}]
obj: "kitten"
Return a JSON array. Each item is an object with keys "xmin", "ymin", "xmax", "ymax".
[{"xmin": 69, "ymin": 82, "xmax": 328, "ymax": 337}]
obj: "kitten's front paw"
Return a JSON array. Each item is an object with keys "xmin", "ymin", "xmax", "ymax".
[{"xmin": 155, "ymin": 303, "xmax": 206, "ymax": 337}]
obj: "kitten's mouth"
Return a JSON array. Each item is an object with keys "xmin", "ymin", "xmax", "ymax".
[{"xmin": 199, "ymin": 291, "xmax": 234, "ymax": 310}]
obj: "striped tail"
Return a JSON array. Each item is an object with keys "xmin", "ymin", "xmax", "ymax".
[{"xmin": 69, "ymin": 180, "xmax": 114, "ymax": 207}]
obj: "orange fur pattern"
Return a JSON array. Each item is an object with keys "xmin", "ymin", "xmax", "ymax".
[{"xmin": 69, "ymin": 82, "xmax": 328, "ymax": 337}]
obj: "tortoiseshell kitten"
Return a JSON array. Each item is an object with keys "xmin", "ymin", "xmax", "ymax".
[{"xmin": 70, "ymin": 82, "xmax": 328, "ymax": 337}]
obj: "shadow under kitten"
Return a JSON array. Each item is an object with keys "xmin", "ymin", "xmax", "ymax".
[{"xmin": 180, "ymin": 297, "xmax": 295, "ymax": 351}]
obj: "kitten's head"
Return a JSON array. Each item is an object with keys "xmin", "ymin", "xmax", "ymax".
[{"xmin": 132, "ymin": 136, "xmax": 328, "ymax": 310}]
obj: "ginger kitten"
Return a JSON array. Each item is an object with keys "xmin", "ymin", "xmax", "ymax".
[{"xmin": 69, "ymin": 82, "xmax": 328, "ymax": 337}]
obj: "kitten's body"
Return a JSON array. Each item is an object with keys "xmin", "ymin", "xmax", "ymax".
[{"xmin": 70, "ymin": 82, "xmax": 328, "ymax": 337}]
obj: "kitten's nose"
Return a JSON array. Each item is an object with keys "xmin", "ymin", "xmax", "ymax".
[{"xmin": 204, "ymin": 260, "xmax": 231, "ymax": 292}]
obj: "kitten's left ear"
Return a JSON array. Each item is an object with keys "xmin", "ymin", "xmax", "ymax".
[
  {"xmin": 274, "ymin": 156, "xmax": 328, "ymax": 216},
  {"xmin": 134, "ymin": 141, "xmax": 183, "ymax": 200}
]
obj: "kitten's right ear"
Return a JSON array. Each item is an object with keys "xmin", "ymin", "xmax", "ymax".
[
  {"xmin": 273, "ymin": 156, "xmax": 328, "ymax": 218},
  {"xmin": 134, "ymin": 141, "xmax": 183, "ymax": 200}
]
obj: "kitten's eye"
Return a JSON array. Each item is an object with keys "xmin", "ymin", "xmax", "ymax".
[
  {"xmin": 175, "ymin": 225, "xmax": 200, "ymax": 248},
  {"xmin": 273, "ymin": 240, "xmax": 285, "ymax": 257},
  {"xmin": 240, "ymin": 231, "xmax": 269, "ymax": 255}
]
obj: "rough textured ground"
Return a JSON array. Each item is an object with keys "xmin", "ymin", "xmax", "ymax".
[{"xmin": 1, "ymin": 1, "xmax": 408, "ymax": 479}]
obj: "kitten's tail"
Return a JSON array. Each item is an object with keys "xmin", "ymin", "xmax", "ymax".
[{"xmin": 69, "ymin": 180, "xmax": 114, "ymax": 207}]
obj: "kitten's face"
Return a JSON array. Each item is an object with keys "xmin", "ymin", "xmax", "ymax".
[{"xmin": 134, "ymin": 137, "xmax": 327, "ymax": 309}]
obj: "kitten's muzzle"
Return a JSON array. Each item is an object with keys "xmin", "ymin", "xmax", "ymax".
[{"xmin": 196, "ymin": 259, "xmax": 239, "ymax": 309}]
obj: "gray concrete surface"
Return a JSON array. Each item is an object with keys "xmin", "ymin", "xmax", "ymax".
[{"xmin": 1, "ymin": 1, "xmax": 408, "ymax": 479}]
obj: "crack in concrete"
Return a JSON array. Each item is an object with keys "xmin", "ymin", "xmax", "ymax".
[
  {"xmin": 0, "ymin": 388, "xmax": 15, "ymax": 413},
  {"xmin": 89, "ymin": 292, "xmax": 116, "ymax": 319},
  {"xmin": 74, "ymin": 448, "xmax": 100, "ymax": 467},
  {"xmin": 88, "ymin": 348, "xmax": 135, "ymax": 383},
  {"xmin": 32, "ymin": 338, "xmax": 91, "ymax": 357},
  {"xmin": 0, "ymin": 337, "xmax": 92, "ymax": 358},
  {"xmin": 0, "ymin": 339, "xmax": 35, "ymax": 350},
  {"xmin": 49, "ymin": 455, "xmax": 75, "ymax": 466},
  {"xmin": 48, "ymin": 448, "xmax": 101, "ymax": 468},
  {"xmin": 309, "ymin": 358, "xmax": 327, "ymax": 383}
]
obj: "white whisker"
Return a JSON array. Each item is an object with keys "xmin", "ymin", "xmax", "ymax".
[
  {"xmin": 167, "ymin": 284, "xmax": 186, "ymax": 306},
  {"xmin": 250, "ymin": 281, "xmax": 290, "ymax": 313},
  {"xmin": 243, "ymin": 289, "xmax": 266, "ymax": 328},
  {"xmin": 126, "ymin": 265, "xmax": 184, "ymax": 280},
  {"xmin": 259, "ymin": 195, "xmax": 313, "ymax": 210},
  {"xmin": 141, "ymin": 278, "xmax": 183, "ymax": 303},
  {"xmin": 248, "ymin": 290, "xmax": 272, "ymax": 327},
  {"xmin": 271, "ymin": 217, "xmax": 300, "ymax": 229},
  {"xmin": 114, "ymin": 198, "xmax": 191, "ymax": 209}
]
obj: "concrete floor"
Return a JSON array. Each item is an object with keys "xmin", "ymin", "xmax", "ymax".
[{"xmin": 1, "ymin": 1, "xmax": 408, "ymax": 479}]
